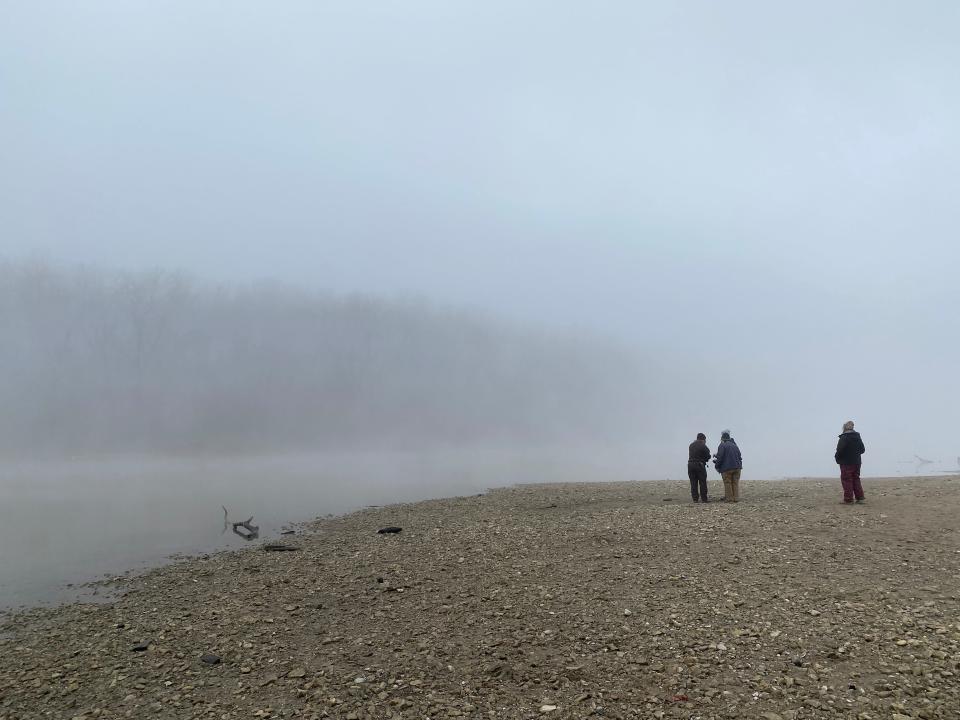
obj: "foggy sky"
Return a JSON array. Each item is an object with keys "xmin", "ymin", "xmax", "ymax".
[{"xmin": 2, "ymin": 2, "xmax": 959, "ymax": 477}]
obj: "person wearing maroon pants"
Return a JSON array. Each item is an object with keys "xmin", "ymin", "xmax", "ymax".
[{"xmin": 834, "ymin": 420, "xmax": 866, "ymax": 504}]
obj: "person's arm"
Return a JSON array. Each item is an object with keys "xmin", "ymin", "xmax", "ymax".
[
  {"xmin": 715, "ymin": 443, "xmax": 727, "ymax": 469},
  {"xmin": 858, "ymin": 437, "xmax": 865, "ymax": 455},
  {"xmin": 697, "ymin": 444, "xmax": 711, "ymax": 463},
  {"xmin": 835, "ymin": 435, "xmax": 847, "ymax": 464}
]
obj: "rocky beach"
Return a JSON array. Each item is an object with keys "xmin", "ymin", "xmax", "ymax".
[{"xmin": 2, "ymin": 476, "xmax": 959, "ymax": 720}]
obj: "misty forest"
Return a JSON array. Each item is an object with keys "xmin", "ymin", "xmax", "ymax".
[{"xmin": 0, "ymin": 261, "xmax": 644, "ymax": 456}]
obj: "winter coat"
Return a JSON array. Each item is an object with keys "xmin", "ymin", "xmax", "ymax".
[
  {"xmin": 834, "ymin": 430, "xmax": 865, "ymax": 465},
  {"xmin": 688, "ymin": 439, "xmax": 711, "ymax": 464},
  {"xmin": 714, "ymin": 438, "xmax": 743, "ymax": 473}
]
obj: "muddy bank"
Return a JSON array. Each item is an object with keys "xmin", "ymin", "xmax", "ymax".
[{"xmin": 1, "ymin": 476, "xmax": 959, "ymax": 719}]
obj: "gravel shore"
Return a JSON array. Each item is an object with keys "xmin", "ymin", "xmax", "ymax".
[{"xmin": 2, "ymin": 476, "xmax": 959, "ymax": 720}]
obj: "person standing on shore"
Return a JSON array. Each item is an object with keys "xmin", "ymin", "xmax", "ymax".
[
  {"xmin": 687, "ymin": 432, "xmax": 711, "ymax": 503},
  {"xmin": 835, "ymin": 420, "xmax": 866, "ymax": 504},
  {"xmin": 714, "ymin": 430, "xmax": 743, "ymax": 502}
]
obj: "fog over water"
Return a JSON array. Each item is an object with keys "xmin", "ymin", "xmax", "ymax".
[{"xmin": 2, "ymin": 2, "xmax": 959, "ymax": 605}]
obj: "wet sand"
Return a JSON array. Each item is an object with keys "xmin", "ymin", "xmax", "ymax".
[{"xmin": 2, "ymin": 475, "xmax": 959, "ymax": 719}]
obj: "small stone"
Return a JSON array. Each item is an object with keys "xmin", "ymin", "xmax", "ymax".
[
  {"xmin": 761, "ymin": 713, "xmax": 783, "ymax": 720},
  {"xmin": 131, "ymin": 642, "xmax": 149, "ymax": 652},
  {"xmin": 287, "ymin": 668, "xmax": 307, "ymax": 678},
  {"xmin": 200, "ymin": 654, "xmax": 221, "ymax": 665},
  {"xmin": 623, "ymin": 609, "xmax": 632, "ymax": 616},
  {"xmin": 539, "ymin": 705, "xmax": 558, "ymax": 713}
]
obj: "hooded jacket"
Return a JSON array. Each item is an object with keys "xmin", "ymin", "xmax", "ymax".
[
  {"xmin": 835, "ymin": 431, "xmax": 865, "ymax": 465},
  {"xmin": 714, "ymin": 438, "xmax": 743, "ymax": 473}
]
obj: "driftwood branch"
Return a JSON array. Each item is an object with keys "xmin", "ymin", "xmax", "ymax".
[{"xmin": 222, "ymin": 506, "xmax": 260, "ymax": 540}]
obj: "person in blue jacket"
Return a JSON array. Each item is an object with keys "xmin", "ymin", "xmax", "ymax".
[{"xmin": 714, "ymin": 430, "xmax": 743, "ymax": 502}]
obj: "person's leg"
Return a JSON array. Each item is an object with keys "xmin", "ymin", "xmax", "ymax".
[
  {"xmin": 852, "ymin": 464, "xmax": 865, "ymax": 502},
  {"xmin": 722, "ymin": 471, "xmax": 733, "ymax": 501},
  {"xmin": 839, "ymin": 465, "xmax": 855, "ymax": 503},
  {"xmin": 731, "ymin": 469, "xmax": 741, "ymax": 502},
  {"xmin": 697, "ymin": 466, "xmax": 709, "ymax": 502},
  {"xmin": 688, "ymin": 465, "xmax": 700, "ymax": 501}
]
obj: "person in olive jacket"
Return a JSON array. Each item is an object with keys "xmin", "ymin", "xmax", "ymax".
[
  {"xmin": 687, "ymin": 433, "xmax": 711, "ymax": 503},
  {"xmin": 835, "ymin": 420, "xmax": 866, "ymax": 504}
]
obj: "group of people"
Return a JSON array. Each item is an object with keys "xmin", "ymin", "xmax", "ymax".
[
  {"xmin": 686, "ymin": 430, "xmax": 742, "ymax": 503},
  {"xmin": 685, "ymin": 421, "xmax": 866, "ymax": 504}
]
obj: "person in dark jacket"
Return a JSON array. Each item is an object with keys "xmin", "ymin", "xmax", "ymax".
[
  {"xmin": 687, "ymin": 433, "xmax": 711, "ymax": 503},
  {"xmin": 714, "ymin": 430, "xmax": 743, "ymax": 502},
  {"xmin": 835, "ymin": 420, "xmax": 866, "ymax": 504}
]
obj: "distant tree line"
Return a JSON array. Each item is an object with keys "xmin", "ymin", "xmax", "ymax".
[{"xmin": 0, "ymin": 261, "xmax": 644, "ymax": 456}]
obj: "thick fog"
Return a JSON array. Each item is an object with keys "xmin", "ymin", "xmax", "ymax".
[
  {"xmin": 3, "ymin": 2, "xmax": 960, "ymax": 479},
  {"xmin": 0, "ymin": 261, "xmax": 643, "ymax": 456}
]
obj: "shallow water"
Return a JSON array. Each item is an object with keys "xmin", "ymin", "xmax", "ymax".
[{"xmin": 0, "ymin": 448, "xmax": 636, "ymax": 610}]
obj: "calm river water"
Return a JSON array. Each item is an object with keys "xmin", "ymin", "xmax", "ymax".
[{"xmin": 0, "ymin": 449, "xmax": 634, "ymax": 610}]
